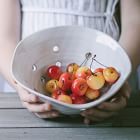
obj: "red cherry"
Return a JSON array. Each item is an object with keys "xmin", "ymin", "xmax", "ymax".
[
  {"xmin": 66, "ymin": 63, "xmax": 79, "ymax": 74},
  {"xmin": 71, "ymin": 94, "xmax": 86, "ymax": 104},
  {"xmin": 103, "ymin": 67, "xmax": 120, "ymax": 84},
  {"xmin": 46, "ymin": 65, "xmax": 62, "ymax": 80},
  {"xmin": 70, "ymin": 93, "xmax": 79, "ymax": 101},
  {"xmin": 59, "ymin": 72, "xmax": 73, "ymax": 91},
  {"xmin": 71, "ymin": 78, "xmax": 88, "ymax": 96},
  {"xmin": 94, "ymin": 68, "xmax": 104, "ymax": 73},
  {"xmin": 75, "ymin": 66, "xmax": 92, "ymax": 79},
  {"xmin": 85, "ymin": 88, "xmax": 100, "ymax": 100},
  {"xmin": 57, "ymin": 94, "xmax": 72, "ymax": 104},
  {"xmin": 52, "ymin": 89, "xmax": 66, "ymax": 99}
]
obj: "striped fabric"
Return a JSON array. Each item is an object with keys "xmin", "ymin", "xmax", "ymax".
[
  {"xmin": 21, "ymin": 0, "xmax": 119, "ymax": 40},
  {"xmin": 1, "ymin": 0, "xmax": 120, "ymax": 91}
]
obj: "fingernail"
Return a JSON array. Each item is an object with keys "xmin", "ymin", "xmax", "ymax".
[
  {"xmin": 31, "ymin": 96, "xmax": 37, "ymax": 102},
  {"xmin": 45, "ymin": 104, "xmax": 52, "ymax": 111},
  {"xmin": 52, "ymin": 112, "xmax": 59, "ymax": 117}
]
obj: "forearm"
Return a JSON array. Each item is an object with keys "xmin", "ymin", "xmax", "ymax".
[
  {"xmin": 0, "ymin": 0, "xmax": 21, "ymax": 89},
  {"xmin": 119, "ymin": 26, "xmax": 140, "ymax": 71},
  {"xmin": 119, "ymin": 0, "xmax": 140, "ymax": 71},
  {"xmin": 0, "ymin": 42, "xmax": 19, "ymax": 88}
]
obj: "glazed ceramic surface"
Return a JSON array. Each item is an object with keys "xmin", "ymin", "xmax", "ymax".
[{"xmin": 11, "ymin": 26, "xmax": 131, "ymax": 114}]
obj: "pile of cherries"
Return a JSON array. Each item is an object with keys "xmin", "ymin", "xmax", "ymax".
[
  {"xmin": 43, "ymin": 58, "xmax": 120, "ymax": 104},
  {"xmin": 45, "ymin": 63, "xmax": 120, "ymax": 104}
]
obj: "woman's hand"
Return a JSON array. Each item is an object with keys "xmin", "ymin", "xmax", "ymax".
[
  {"xmin": 81, "ymin": 82, "xmax": 131, "ymax": 124},
  {"xmin": 16, "ymin": 84, "xmax": 60, "ymax": 119}
]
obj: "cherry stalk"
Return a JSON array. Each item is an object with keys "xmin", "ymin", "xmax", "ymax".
[
  {"xmin": 80, "ymin": 52, "xmax": 92, "ymax": 66},
  {"xmin": 90, "ymin": 54, "xmax": 108, "ymax": 69}
]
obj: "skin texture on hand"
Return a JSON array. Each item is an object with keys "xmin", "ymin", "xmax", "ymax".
[
  {"xmin": 81, "ymin": 82, "xmax": 131, "ymax": 124},
  {"xmin": 16, "ymin": 84, "xmax": 60, "ymax": 119}
]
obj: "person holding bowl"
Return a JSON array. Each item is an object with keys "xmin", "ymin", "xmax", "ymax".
[{"xmin": 0, "ymin": 0, "xmax": 140, "ymax": 124}]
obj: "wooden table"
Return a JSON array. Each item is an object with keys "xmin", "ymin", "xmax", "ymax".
[{"xmin": 0, "ymin": 92, "xmax": 140, "ymax": 140}]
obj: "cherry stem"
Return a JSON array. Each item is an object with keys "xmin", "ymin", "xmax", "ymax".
[
  {"xmin": 93, "ymin": 59, "xmax": 108, "ymax": 68},
  {"xmin": 90, "ymin": 54, "xmax": 108, "ymax": 69},
  {"xmin": 80, "ymin": 59, "xmax": 88, "ymax": 66},
  {"xmin": 90, "ymin": 54, "xmax": 96, "ymax": 69},
  {"xmin": 80, "ymin": 52, "xmax": 92, "ymax": 66}
]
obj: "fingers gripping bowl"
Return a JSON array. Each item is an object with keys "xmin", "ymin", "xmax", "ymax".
[{"xmin": 11, "ymin": 26, "xmax": 132, "ymax": 115}]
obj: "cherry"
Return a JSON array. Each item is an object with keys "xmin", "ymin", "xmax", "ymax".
[
  {"xmin": 46, "ymin": 65, "xmax": 62, "ymax": 80},
  {"xmin": 71, "ymin": 94, "xmax": 86, "ymax": 104},
  {"xmin": 59, "ymin": 72, "xmax": 73, "ymax": 91},
  {"xmin": 94, "ymin": 68, "xmax": 104, "ymax": 73},
  {"xmin": 43, "ymin": 52, "xmax": 120, "ymax": 105},
  {"xmin": 71, "ymin": 78, "xmax": 88, "ymax": 96},
  {"xmin": 52, "ymin": 89, "xmax": 66, "ymax": 99}
]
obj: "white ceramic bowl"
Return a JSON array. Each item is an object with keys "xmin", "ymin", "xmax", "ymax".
[{"xmin": 11, "ymin": 26, "xmax": 132, "ymax": 115}]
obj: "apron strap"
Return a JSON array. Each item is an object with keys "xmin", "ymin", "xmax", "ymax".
[{"xmin": 103, "ymin": 0, "xmax": 119, "ymax": 33}]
